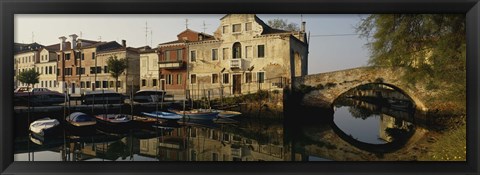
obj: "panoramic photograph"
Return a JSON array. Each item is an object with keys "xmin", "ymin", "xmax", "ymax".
[{"xmin": 13, "ymin": 14, "xmax": 466, "ymax": 161}]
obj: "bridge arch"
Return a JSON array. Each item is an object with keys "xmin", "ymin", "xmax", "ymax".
[
  {"xmin": 332, "ymin": 82, "xmax": 427, "ymax": 112},
  {"xmin": 294, "ymin": 67, "xmax": 429, "ymax": 112}
]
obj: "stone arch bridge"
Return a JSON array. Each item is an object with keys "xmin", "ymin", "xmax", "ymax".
[{"xmin": 293, "ymin": 66, "xmax": 430, "ymax": 112}]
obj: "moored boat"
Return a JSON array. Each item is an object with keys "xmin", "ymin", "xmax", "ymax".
[
  {"xmin": 95, "ymin": 114, "xmax": 133, "ymax": 133},
  {"xmin": 142, "ymin": 111, "xmax": 183, "ymax": 120},
  {"xmin": 82, "ymin": 90, "xmax": 125, "ymax": 105},
  {"xmin": 216, "ymin": 110, "xmax": 242, "ymax": 118},
  {"xmin": 169, "ymin": 109, "xmax": 220, "ymax": 120},
  {"xmin": 29, "ymin": 117, "xmax": 61, "ymax": 138},
  {"xmin": 65, "ymin": 112, "xmax": 97, "ymax": 135},
  {"xmin": 132, "ymin": 90, "xmax": 166, "ymax": 103}
]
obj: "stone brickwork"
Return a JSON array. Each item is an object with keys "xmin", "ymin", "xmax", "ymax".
[{"xmin": 294, "ymin": 66, "xmax": 430, "ymax": 111}]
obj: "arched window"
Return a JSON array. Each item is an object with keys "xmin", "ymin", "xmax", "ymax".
[{"xmin": 232, "ymin": 42, "xmax": 241, "ymax": 59}]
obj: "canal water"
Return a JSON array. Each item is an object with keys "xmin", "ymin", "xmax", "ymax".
[{"xmin": 13, "ymin": 92, "xmax": 459, "ymax": 161}]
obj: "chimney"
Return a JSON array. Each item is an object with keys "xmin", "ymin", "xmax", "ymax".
[
  {"xmin": 59, "ymin": 36, "xmax": 67, "ymax": 51},
  {"xmin": 69, "ymin": 34, "xmax": 78, "ymax": 49},
  {"xmin": 122, "ymin": 40, "xmax": 126, "ymax": 47},
  {"xmin": 301, "ymin": 21, "xmax": 306, "ymax": 32}
]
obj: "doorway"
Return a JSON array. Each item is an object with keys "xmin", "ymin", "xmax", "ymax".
[{"xmin": 232, "ymin": 74, "xmax": 242, "ymax": 95}]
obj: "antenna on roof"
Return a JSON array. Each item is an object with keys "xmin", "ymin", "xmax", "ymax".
[
  {"xmin": 145, "ymin": 21, "xmax": 149, "ymax": 46},
  {"xmin": 202, "ymin": 21, "xmax": 210, "ymax": 33},
  {"xmin": 301, "ymin": 14, "xmax": 304, "ymax": 22},
  {"xmin": 150, "ymin": 30, "xmax": 153, "ymax": 47},
  {"xmin": 185, "ymin": 19, "xmax": 189, "ymax": 29},
  {"xmin": 98, "ymin": 36, "xmax": 102, "ymax": 41}
]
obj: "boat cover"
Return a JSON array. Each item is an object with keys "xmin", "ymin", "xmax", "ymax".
[{"xmin": 29, "ymin": 118, "xmax": 60, "ymax": 134}]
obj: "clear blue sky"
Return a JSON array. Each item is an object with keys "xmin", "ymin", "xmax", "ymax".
[{"xmin": 14, "ymin": 14, "xmax": 370, "ymax": 74}]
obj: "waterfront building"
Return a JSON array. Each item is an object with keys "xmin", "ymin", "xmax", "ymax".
[
  {"xmin": 91, "ymin": 40, "xmax": 140, "ymax": 94},
  {"xmin": 187, "ymin": 14, "xmax": 309, "ymax": 99},
  {"xmin": 35, "ymin": 44, "xmax": 60, "ymax": 91},
  {"xmin": 156, "ymin": 29, "xmax": 214, "ymax": 98},
  {"xmin": 56, "ymin": 34, "xmax": 140, "ymax": 95},
  {"xmin": 139, "ymin": 46, "xmax": 160, "ymax": 90},
  {"xmin": 14, "ymin": 44, "xmax": 42, "ymax": 89}
]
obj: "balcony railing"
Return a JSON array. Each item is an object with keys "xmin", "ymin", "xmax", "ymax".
[
  {"xmin": 230, "ymin": 58, "xmax": 244, "ymax": 69},
  {"xmin": 158, "ymin": 60, "xmax": 184, "ymax": 69}
]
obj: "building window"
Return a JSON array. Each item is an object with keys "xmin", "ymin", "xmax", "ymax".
[
  {"xmin": 233, "ymin": 42, "xmax": 241, "ymax": 58},
  {"xmin": 212, "ymin": 74, "xmax": 219, "ymax": 84},
  {"xmin": 222, "ymin": 73, "xmax": 229, "ymax": 84},
  {"xmin": 212, "ymin": 49, "xmax": 218, "ymax": 61},
  {"xmin": 49, "ymin": 66, "xmax": 53, "ymax": 74},
  {"xmin": 176, "ymin": 49, "xmax": 183, "ymax": 61},
  {"xmin": 246, "ymin": 72, "xmax": 252, "ymax": 83},
  {"xmin": 153, "ymin": 79, "xmax": 158, "ymax": 86},
  {"xmin": 94, "ymin": 81, "xmax": 100, "ymax": 88},
  {"xmin": 165, "ymin": 51, "xmax": 171, "ymax": 61},
  {"xmin": 177, "ymin": 74, "xmax": 182, "ymax": 84},
  {"xmin": 104, "ymin": 66, "xmax": 108, "ymax": 73},
  {"xmin": 45, "ymin": 67, "xmax": 48, "ymax": 74},
  {"xmin": 212, "ymin": 153, "xmax": 219, "ymax": 161},
  {"xmin": 222, "ymin": 48, "xmax": 229, "ymax": 60},
  {"xmin": 166, "ymin": 74, "xmax": 173, "ymax": 85},
  {"xmin": 80, "ymin": 81, "xmax": 85, "ymax": 88},
  {"xmin": 65, "ymin": 53, "xmax": 71, "ymax": 60},
  {"xmin": 64, "ymin": 68, "xmax": 72, "ymax": 76},
  {"xmin": 245, "ymin": 22, "xmax": 252, "ymax": 31},
  {"xmin": 141, "ymin": 79, "xmax": 146, "ymax": 87},
  {"xmin": 257, "ymin": 45, "xmax": 265, "ymax": 58},
  {"xmin": 246, "ymin": 46, "xmax": 253, "ymax": 58},
  {"xmin": 257, "ymin": 72, "xmax": 265, "ymax": 83},
  {"xmin": 41, "ymin": 81, "xmax": 43, "ymax": 87},
  {"xmin": 109, "ymin": 81, "xmax": 114, "ymax": 88},
  {"xmin": 190, "ymin": 50, "xmax": 196, "ymax": 62},
  {"xmin": 86, "ymin": 81, "xmax": 91, "ymax": 88},
  {"xmin": 92, "ymin": 52, "xmax": 95, "ymax": 59},
  {"xmin": 222, "ymin": 25, "xmax": 228, "ymax": 34},
  {"xmin": 232, "ymin": 24, "xmax": 241, "ymax": 33},
  {"xmin": 57, "ymin": 68, "xmax": 60, "ymax": 76},
  {"xmin": 190, "ymin": 74, "xmax": 196, "ymax": 84},
  {"xmin": 81, "ymin": 53, "xmax": 85, "ymax": 60},
  {"xmin": 102, "ymin": 81, "xmax": 108, "ymax": 88}
]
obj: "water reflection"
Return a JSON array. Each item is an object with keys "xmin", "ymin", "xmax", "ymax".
[{"xmin": 15, "ymin": 115, "xmax": 296, "ymax": 161}]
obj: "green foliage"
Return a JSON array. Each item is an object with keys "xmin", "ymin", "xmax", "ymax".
[
  {"xmin": 106, "ymin": 55, "xmax": 128, "ymax": 92},
  {"xmin": 267, "ymin": 19, "xmax": 300, "ymax": 31},
  {"xmin": 356, "ymin": 14, "xmax": 466, "ymax": 105},
  {"xmin": 422, "ymin": 124, "xmax": 466, "ymax": 161},
  {"xmin": 17, "ymin": 68, "xmax": 40, "ymax": 86},
  {"xmin": 348, "ymin": 106, "xmax": 374, "ymax": 120}
]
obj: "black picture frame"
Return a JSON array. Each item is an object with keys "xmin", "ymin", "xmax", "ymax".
[{"xmin": 1, "ymin": 0, "xmax": 479, "ymax": 174}]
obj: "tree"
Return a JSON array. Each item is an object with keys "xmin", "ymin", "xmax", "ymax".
[
  {"xmin": 107, "ymin": 56, "xmax": 128, "ymax": 92},
  {"xmin": 17, "ymin": 68, "xmax": 40, "ymax": 130},
  {"xmin": 356, "ymin": 14, "xmax": 466, "ymax": 106},
  {"xmin": 17, "ymin": 68, "xmax": 40, "ymax": 91},
  {"xmin": 267, "ymin": 19, "xmax": 300, "ymax": 31}
]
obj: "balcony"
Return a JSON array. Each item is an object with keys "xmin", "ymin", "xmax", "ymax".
[
  {"xmin": 230, "ymin": 58, "xmax": 247, "ymax": 70},
  {"xmin": 158, "ymin": 60, "xmax": 184, "ymax": 69}
]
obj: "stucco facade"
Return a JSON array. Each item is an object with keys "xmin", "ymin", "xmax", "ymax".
[
  {"xmin": 35, "ymin": 48, "xmax": 58, "ymax": 90},
  {"xmin": 14, "ymin": 51, "xmax": 38, "ymax": 88},
  {"xmin": 139, "ymin": 48, "xmax": 160, "ymax": 90},
  {"xmin": 93, "ymin": 48, "xmax": 140, "ymax": 94},
  {"xmin": 187, "ymin": 14, "xmax": 308, "ymax": 98}
]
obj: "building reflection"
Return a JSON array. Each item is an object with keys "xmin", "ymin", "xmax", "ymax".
[{"xmin": 138, "ymin": 125, "xmax": 298, "ymax": 161}]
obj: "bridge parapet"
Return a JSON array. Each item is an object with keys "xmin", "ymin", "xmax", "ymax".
[{"xmin": 294, "ymin": 66, "xmax": 429, "ymax": 112}]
